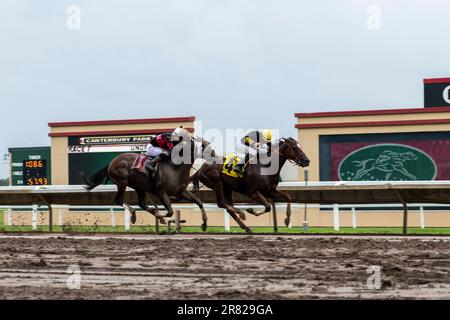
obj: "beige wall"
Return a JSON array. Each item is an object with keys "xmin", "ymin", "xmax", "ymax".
[
  {"xmin": 280, "ymin": 162, "xmax": 299, "ymax": 181},
  {"xmin": 51, "ymin": 137, "xmax": 69, "ymax": 185}
]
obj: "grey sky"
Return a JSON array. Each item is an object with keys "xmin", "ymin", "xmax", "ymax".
[{"xmin": 1, "ymin": 0, "xmax": 449, "ymax": 178}]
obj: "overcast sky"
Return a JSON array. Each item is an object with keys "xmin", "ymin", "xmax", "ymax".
[{"xmin": 1, "ymin": 0, "xmax": 450, "ymax": 178}]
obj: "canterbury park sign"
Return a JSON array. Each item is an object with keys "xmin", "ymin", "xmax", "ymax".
[{"xmin": 338, "ymin": 144, "xmax": 437, "ymax": 181}]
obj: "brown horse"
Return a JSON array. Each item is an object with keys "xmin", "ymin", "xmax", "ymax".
[
  {"xmin": 81, "ymin": 137, "xmax": 215, "ymax": 230},
  {"xmin": 190, "ymin": 137, "xmax": 309, "ymax": 233}
]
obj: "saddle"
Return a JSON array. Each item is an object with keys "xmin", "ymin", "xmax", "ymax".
[
  {"xmin": 222, "ymin": 153, "xmax": 247, "ymax": 178},
  {"xmin": 132, "ymin": 154, "xmax": 158, "ymax": 177}
]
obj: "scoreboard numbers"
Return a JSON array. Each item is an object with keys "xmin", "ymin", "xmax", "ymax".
[{"xmin": 23, "ymin": 160, "xmax": 48, "ymax": 185}]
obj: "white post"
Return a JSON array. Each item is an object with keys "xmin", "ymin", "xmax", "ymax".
[
  {"xmin": 58, "ymin": 208, "xmax": 63, "ymax": 226},
  {"xmin": 111, "ymin": 208, "xmax": 116, "ymax": 228},
  {"xmin": 124, "ymin": 208, "xmax": 130, "ymax": 231},
  {"xmin": 333, "ymin": 204, "xmax": 340, "ymax": 232},
  {"xmin": 7, "ymin": 208, "xmax": 12, "ymax": 226},
  {"xmin": 419, "ymin": 206, "xmax": 425, "ymax": 229},
  {"xmin": 224, "ymin": 209, "xmax": 230, "ymax": 232},
  {"xmin": 351, "ymin": 207, "xmax": 357, "ymax": 229},
  {"xmin": 31, "ymin": 204, "xmax": 38, "ymax": 230}
]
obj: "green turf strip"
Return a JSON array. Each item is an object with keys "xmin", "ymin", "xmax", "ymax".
[{"xmin": 0, "ymin": 224, "xmax": 449, "ymax": 235}]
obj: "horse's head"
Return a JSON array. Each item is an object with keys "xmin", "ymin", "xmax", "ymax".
[
  {"xmin": 278, "ymin": 137, "xmax": 310, "ymax": 167},
  {"xmin": 193, "ymin": 137, "xmax": 216, "ymax": 162},
  {"xmin": 402, "ymin": 151, "xmax": 417, "ymax": 161}
]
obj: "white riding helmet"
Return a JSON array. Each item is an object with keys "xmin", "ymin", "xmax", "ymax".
[{"xmin": 171, "ymin": 127, "xmax": 191, "ymax": 142}]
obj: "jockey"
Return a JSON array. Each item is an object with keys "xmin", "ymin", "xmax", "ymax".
[
  {"xmin": 145, "ymin": 127, "xmax": 191, "ymax": 172},
  {"xmin": 233, "ymin": 129, "xmax": 272, "ymax": 175},
  {"xmin": 145, "ymin": 132, "xmax": 174, "ymax": 172},
  {"xmin": 171, "ymin": 127, "xmax": 191, "ymax": 144}
]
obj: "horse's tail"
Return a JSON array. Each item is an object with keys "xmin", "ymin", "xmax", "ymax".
[
  {"xmin": 189, "ymin": 171, "xmax": 201, "ymax": 193},
  {"xmin": 80, "ymin": 166, "xmax": 109, "ymax": 191}
]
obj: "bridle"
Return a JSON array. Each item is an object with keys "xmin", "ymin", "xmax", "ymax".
[{"xmin": 277, "ymin": 139, "xmax": 305, "ymax": 166}]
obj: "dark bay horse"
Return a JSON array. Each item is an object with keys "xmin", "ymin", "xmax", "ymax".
[
  {"xmin": 81, "ymin": 137, "xmax": 215, "ymax": 230},
  {"xmin": 190, "ymin": 137, "xmax": 309, "ymax": 233}
]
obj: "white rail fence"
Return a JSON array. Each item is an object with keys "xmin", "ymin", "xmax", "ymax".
[
  {"xmin": 2, "ymin": 180, "xmax": 450, "ymax": 233},
  {"xmin": 1, "ymin": 202, "xmax": 446, "ymax": 232}
]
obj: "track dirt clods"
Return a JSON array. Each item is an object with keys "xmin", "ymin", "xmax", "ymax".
[{"xmin": 0, "ymin": 234, "xmax": 448, "ymax": 299}]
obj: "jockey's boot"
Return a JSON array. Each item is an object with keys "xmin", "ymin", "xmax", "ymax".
[
  {"xmin": 146, "ymin": 156, "xmax": 161, "ymax": 172},
  {"xmin": 233, "ymin": 163, "xmax": 245, "ymax": 176}
]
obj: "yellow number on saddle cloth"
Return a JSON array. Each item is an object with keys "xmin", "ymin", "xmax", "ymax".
[{"xmin": 222, "ymin": 153, "xmax": 243, "ymax": 178}]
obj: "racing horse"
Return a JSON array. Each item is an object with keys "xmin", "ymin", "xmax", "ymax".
[
  {"xmin": 81, "ymin": 137, "xmax": 215, "ymax": 231},
  {"xmin": 190, "ymin": 137, "xmax": 309, "ymax": 233}
]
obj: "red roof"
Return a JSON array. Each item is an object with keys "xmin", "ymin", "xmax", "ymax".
[
  {"xmin": 295, "ymin": 118, "xmax": 450, "ymax": 129},
  {"xmin": 423, "ymin": 77, "xmax": 450, "ymax": 84},
  {"xmin": 49, "ymin": 116, "xmax": 196, "ymax": 127},
  {"xmin": 48, "ymin": 127, "xmax": 195, "ymax": 137},
  {"xmin": 295, "ymin": 107, "xmax": 450, "ymax": 118}
]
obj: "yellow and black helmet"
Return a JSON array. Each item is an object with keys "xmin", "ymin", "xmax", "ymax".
[{"xmin": 261, "ymin": 129, "xmax": 272, "ymax": 142}]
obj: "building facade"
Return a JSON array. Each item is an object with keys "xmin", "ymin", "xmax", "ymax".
[
  {"xmin": 293, "ymin": 77, "xmax": 450, "ymax": 227},
  {"xmin": 48, "ymin": 116, "xmax": 195, "ymax": 185}
]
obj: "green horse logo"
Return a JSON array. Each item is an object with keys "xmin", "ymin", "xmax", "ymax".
[{"xmin": 338, "ymin": 144, "xmax": 437, "ymax": 181}]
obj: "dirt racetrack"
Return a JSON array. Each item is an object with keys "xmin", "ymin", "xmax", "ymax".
[{"xmin": 0, "ymin": 234, "xmax": 448, "ymax": 299}]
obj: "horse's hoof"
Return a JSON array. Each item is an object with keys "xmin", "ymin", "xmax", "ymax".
[
  {"xmin": 159, "ymin": 218, "xmax": 166, "ymax": 225},
  {"xmin": 284, "ymin": 218, "xmax": 290, "ymax": 227},
  {"xmin": 246, "ymin": 208, "xmax": 254, "ymax": 214},
  {"xmin": 245, "ymin": 228, "xmax": 253, "ymax": 234},
  {"xmin": 130, "ymin": 214, "xmax": 137, "ymax": 224},
  {"xmin": 239, "ymin": 212, "xmax": 246, "ymax": 220},
  {"xmin": 201, "ymin": 223, "xmax": 207, "ymax": 232}
]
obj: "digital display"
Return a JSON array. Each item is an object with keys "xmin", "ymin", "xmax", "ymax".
[
  {"xmin": 25, "ymin": 177, "xmax": 48, "ymax": 186},
  {"xmin": 23, "ymin": 160, "xmax": 48, "ymax": 185},
  {"xmin": 24, "ymin": 160, "xmax": 45, "ymax": 168}
]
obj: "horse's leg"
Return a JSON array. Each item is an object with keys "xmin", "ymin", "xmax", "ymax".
[
  {"xmin": 200, "ymin": 173, "xmax": 251, "ymax": 233},
  {"xmin": 246, "ymin": 191, "xmax": 272, "ymax": 216},
  {"xmin": 136, "ymin": 190, "xmax": 166, "ymax": 225},
  {"xmin": 355, "ymin": 169, "xmax": 367, "ymax": 180},
  {"xmin": 386, "ymin": 171, "xmax": 393, "ymax": 180},
  {"xmin": 356, "ymin": 167, "xmax": 373, "ymax": 180},
  {"xmin": 354, "ymin": 167, "xmax": 365, "ymax": 179},
  {"xmin": 394, "ymin": 166, "xmax": 416, "ymax": 180},
  {"xmin": 177, "ymin": 189, "xmax": 208, "ymax": 232},
  {"xmin": 113, "ymin": 184, "xmax": 125, "ymax": 206},
  {"xmin": 155, "ymin": 192, "xmax": 174, "ymax": 218},
  {"xmin": 223, "ymin": 188, "xmax": 246, "ymax": 221},
  {"xmin": 215, "ymin": 185, "xmax": 252, "ymax": 233},
  {"xmin": 114, "ymin": 184, "xmax": 137, "ymax": 221},
  {"xmin": 226, "ymin": 206, "xmax": 252, "ymax": 234},
  {"xmin": 272, "ymin": 190, "xmax": 292, "ymax": 227}
]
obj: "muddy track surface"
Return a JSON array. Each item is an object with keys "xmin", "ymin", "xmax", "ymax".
[{"xmin": 0, "ymin": 235, "xmax": 448, "ymax": 299}]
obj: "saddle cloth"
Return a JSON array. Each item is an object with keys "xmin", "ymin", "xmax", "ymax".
[
  {"xmin": 222, "ymin": 153, "xmax": 245, "ymax": 178},
  {"xmin": 132, "ymin": 154, "xmax": 149, "ymax": 174}
]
